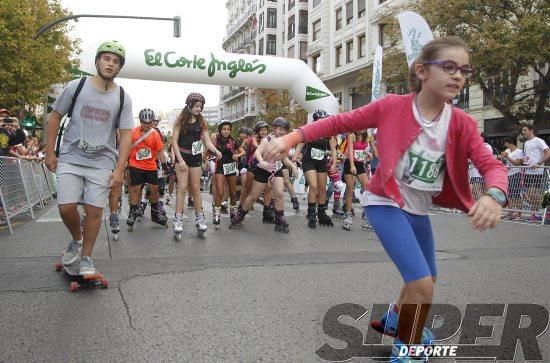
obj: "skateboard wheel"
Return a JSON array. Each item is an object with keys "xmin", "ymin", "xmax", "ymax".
[
  {"xmin": 174, "ymin": 233, "xmax": 182, "ymax": 241},
  {"xmin": 55, "ymin": 262, "xmax": 63, "ymax": 272},
  {"xmin": 113, "ymin": 234, "xmax": 119, "ymax": 241},
  {"xmin": 101, "ymin": 279, "xmax": 109, "ymax": 288},
  {"xmin": 69, "ymin": 282, "xmax": 79, "ymax": 292}
]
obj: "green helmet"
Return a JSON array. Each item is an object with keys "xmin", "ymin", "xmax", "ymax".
[{"xmin": 96, "ymin": 40, "xmax": 126, "ymax": 66}]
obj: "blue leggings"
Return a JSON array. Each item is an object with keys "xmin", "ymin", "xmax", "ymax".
[{"xmin": 365, "ymin": 205, "xmax": 437, "ymax": 283}]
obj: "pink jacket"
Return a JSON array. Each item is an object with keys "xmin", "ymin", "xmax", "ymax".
[{"xmin": 299, "ymin": 94, "xmax": 508, "ymax": 212}]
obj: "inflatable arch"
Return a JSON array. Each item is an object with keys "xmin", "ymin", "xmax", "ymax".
[{"xmin": 79, "ymin": 39, "xmax": 340, "ymax": 119}]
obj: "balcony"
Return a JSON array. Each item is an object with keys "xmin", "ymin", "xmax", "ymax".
[
  {"xmin": 221, "ymin": 87, "xmax": 246, "ymax": 102},
  {"xmin": 223, "ymin": 4, "xmax": 258, "ymax": 44}
]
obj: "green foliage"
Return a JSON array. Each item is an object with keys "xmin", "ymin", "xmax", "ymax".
[
  {"xmin": 0, "ymin": 0, "xmax": 79, "ymax": 113},
  {"xmin": 359, "ymin": 0, "xmax": 549, "ymax": 128},
  {"xmin": 257, "ymin": 89, "xmax": 308, "ymax": 129}
]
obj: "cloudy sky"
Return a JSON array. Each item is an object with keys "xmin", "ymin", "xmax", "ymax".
[{"xmin": 59, "ymin": 0, "xmax": 228, "ymax": 116}]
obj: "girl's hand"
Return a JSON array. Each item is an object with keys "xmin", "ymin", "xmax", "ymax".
[
  {"xmin": 350, "ymin": 166, "xmax": 357, "ymax": 175},
  {"xmin": 262, "ymin": 138, "xmax": 286, "ymax": 162},
  {"xmin": 467, "ymin": 195, "xmax": 502, "ymax": 231},
  {"xmin": 215, "ymin": 150, "xmax": 222, "ymax": 160},
  {"xmin": 329, "ymin": 162, "xmax": 337, "ymax": 174},
  {"xmin": 232, "ymin": 154, "xmax": 240, "ymax": 161},
  {"xmin": 179, "ymin": 162, "xmax": 188, "ymax": 172},
  {"xmin": 258, "ymin": 160, "xmax": 270, "ymax": 170}
]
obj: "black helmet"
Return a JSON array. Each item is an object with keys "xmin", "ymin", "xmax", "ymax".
[
  {"xmin": 238, "ymin": 126, "xmax": 248, "ymax": 134},
  {"xmin": 272, "ymin": 117, "xmax": 290, "ymax": 130},
  {"xmin": 217, "ymin": 120, "xmax": 232, "ymax": 133},
  {"xmin": 312, "ymin": 109, "xmax": 329, "ymax": 121},
  {"xmin": 139, "ymin": 108, "xmax": 155, "ymax": 122},
  {"xmin": 254, "ymin": 120, "xmax": 268, "ymax": 133},
  {"xmin": 186, "ymin": 92, "xmax": 205, "ymax": 109}
]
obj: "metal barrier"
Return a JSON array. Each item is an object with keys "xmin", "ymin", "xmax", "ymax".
[
  {"xmin": 469, "ymin": 165, "xmax": 550, "ymax": 226},
  {"xmin": 0, "ymin": 157, "xmax": 57, "ymax": 234}
]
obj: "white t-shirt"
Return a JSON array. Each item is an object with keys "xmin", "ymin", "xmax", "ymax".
[
  {"xmin": 503, "ymin": 148, "xmax": 524, "ymax": 176},
  {"xmin": 362, "ymin": 101, "xmax": 452, "ymax": 215},
  {"xmin": 469, "ymin": 143, "xmax": 494, "ymax": 179},
  {"xmin": 523, "ymin": 137, "xmax": 549, "ymax": 175}
]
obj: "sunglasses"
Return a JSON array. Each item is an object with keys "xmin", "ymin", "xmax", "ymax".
[{"xmin": 423, "ymin": 60, "xmax": 476, "ymax": 79}]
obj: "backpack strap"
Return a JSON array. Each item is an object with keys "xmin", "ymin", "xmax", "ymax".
[
  {"xmin": 115, "ymin": 86, "xmax": 124, "ymax": 129},
  {"xmin": 55, "ymin": 77, "xmax": 87, "ymax": 157}
]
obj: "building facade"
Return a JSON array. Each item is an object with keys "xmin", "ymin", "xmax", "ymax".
[{"xmin": 221, "ymin": 0, "xmax": 547, "ymax": 145}]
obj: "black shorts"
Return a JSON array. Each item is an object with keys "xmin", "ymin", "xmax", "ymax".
[
  {"xmin": 254, "ymin": 167, "xmax": 283, "ymax": 184},
  {"xmin": 129, "ymin": 167, "xmax": 158, "ymax": 187},
  {"xmin": 524, "ymin": 174, "xmax": 546, "ymax": 190},
  {"xmin": 178, "ymin": 152, "xmax": 202, "ymax": 168},
  {"xmin": 343, "ymin": 159, "xmax": 366, "ymax": 175},
  {"xmin": 302, "ymin": 159, "xmax": 327, "ymax": 173},
  {"xmin": 507, "ymin": 173, "xmax": 521, "ymax": 198}
]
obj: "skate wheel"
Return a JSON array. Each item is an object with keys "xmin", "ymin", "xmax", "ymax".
[
  {"xmin": 113, "ymin": 234, "xmax": 119, "ymax": 241},
  {"xmin": 69, "ymin": 282, "xmax": 79, "ymax": 292},
  {"xmin": 55, "ymin": 262, "xmax": 63, "ymax": 272},
  {"xmin": 101, "ymin": 279, "xmax": 109, "ymax": 288},
  {"xmin": 174, "ymin": 233, "xmax": 181, "ymax": 241},
  {"xmin": 127, "ymin": 226, "xmax": 133, "ymax": 232},
  {"xmin": 215, "ymin": 225, "xmax": 219, "ymax": 230}
]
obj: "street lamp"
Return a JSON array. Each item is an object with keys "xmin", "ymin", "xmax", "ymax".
[{"xmin": 35, "ymin": 14, "xmax": 181, "ymax": 39}]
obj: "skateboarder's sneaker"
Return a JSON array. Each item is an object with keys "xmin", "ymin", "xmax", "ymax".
[
  {"xmin": 370, "ymin": 303, "xmax": 435, "ymax": 346},
  {"xmin": 79, "ymin": 256, "xmax": 99, "ymax": 277},
  {"xmin": 61, "ymin": 239, "xmax": 82, "ymax": 266}
]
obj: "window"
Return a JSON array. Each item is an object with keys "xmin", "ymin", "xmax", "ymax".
[
  {"xmin": 335, "ymin": 7, "xmax": 342, "ymax": 31},
  {"xmin": 357, "ymin": 0, "xmax": 365, "ymax": 18},
  {"xmin": 313, "ymin": 0, "xmax": 321, "ymax": 8},
  {"xmin": 258, "ymin": 38, "xmax": 264, "ymax": 55},
  {"xmin": 288, "ymin": 14, "xmax": 295, "ymax": 40},
  {"xmin": 379, "ymin": 24, "xmax": 389, "ymax": 47},
  {"xmin": 288, "ymin": 45, "xmax": 295, "ymax": 59},
  {"xmin": 288, "ymin": 0, "xmax": 295, "ymax": 10},
  {"xmin": 346, "ymin": 2, "xmax": 353, "ymax": 24},
  {"xmin": 346, "ymin": 39, "xmax": 354, "ymax": 63},
  {"xmin": 312, "ymin": 19, "xmax": 321, "ymax": 41},
  {"xmin": 299, "ymin": 41, "xmax": 308, "ymax": 61},
  {"xmin": 259, "ymin": 13, "xmax": 265, "ymax": 33},
  {"xmin": 358, "ymin": 34, "xmax": 366, "ymax": 58},
  {"xmin": 454, "ymin": 85, "xmax": 470, "ymax": 109},
  {"xmin": 299, "ymin": 10, "xmax": 308, "ymax": 34},
  {"xmin": 266, "ymin": 34, "xmax": 277, "ymax": 55},
  {"xmin": 335, "ymin": 45, "xmax": 342, "ymax": 68},
  {"xmin": 267, "ymin": 8, "xmax": 277, "ymax": 28},
  {"xmin": 312, "ymin": 53, "xmax": 321, "ymax": 73},
  {"xmin": 334, "ymin": 92, "xmax": 342, "ymax": 105}
]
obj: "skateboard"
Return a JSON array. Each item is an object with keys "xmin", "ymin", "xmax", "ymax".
[{"xmin": 54, "ymin": 260, "xmax": 109, "ymax": 292}]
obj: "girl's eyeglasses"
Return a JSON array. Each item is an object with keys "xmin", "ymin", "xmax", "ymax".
[{"xmin": 423, "ymin": 60, "xmax": 476, "ymax": 78}]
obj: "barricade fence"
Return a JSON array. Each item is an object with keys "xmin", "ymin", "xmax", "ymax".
[
  {"xmin": 468, "ymin": 165, "xmax": 549, "ymax": 225},
  {"xmin": 0, "ymin": 157, "xmax": 56, "ymax": 234}
]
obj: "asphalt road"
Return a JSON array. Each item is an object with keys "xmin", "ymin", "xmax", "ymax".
[{"xmin": 1, "ymin": 192, "xmax": 549, "ymax": 362}]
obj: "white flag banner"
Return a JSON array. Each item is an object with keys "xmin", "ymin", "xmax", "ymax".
[
  {"xmin": 371, "ymin": 45, "xmax": 383, "ymax": 101},
  {"xmin": 397, "ymin": 11, "xmax": 434, "ymax": 68}
]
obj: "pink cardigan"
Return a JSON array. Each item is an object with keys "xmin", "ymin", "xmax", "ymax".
[{"xmin": 299, "ymin": 94, "xmax": 508, "ymax": 212}]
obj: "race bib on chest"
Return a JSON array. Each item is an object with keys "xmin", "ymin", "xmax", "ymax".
[
  {"xmin": 78, "ymin": 139, "xmax": 106, "ymax": 154},
  {"xmin": 223, "ymin": 162, "xmax": 237, "ymax": 175},
  {"xmin": 311, "ymin": 148, "xmax": 325, "ymax": 160},
  {"xmin": 136, "ymin": 148, "xmax": 152, "ymax": 161},
  {"xmin": 192, "ymin": 140, "xmax": 204, "ymax": 155},
  {"xmin": 354, "ymin": 150, "xmax": 366, "ymax": 162},
  {"xmin": 404, "ymin": 149, "xmax": 445, "ymax": 191}
]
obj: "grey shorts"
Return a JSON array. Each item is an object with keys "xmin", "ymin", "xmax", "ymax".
[{"xmin": 56, "ymin": 162, "xmax": 112, "ymax": 208}]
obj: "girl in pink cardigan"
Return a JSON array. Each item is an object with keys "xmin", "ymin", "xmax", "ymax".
[{"xmin": 263, "ymin": 36, "xmax": 508, "ymax": 361}]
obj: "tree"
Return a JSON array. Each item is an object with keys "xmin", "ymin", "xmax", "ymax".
[
  {"xmin": 256, "ymin": 89, "xmax": 308, "ymax": 128},
  {"xmin": 360, "ymin": 0, "xmax": 550, "ymax": 129},
  {"xmin": 0, "ymin": 0, "xmax": 79, "ymax": 114}
]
